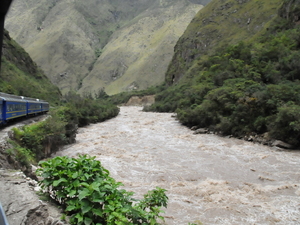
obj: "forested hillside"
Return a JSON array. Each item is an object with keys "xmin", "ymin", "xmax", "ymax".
[
  {"xmin": 147, "ymin": 0, "xmax": 300, "ymax": 147},
  {"xmin": 0, "ymin": 29, "xmax": 120, "ymax": 172},
  {"xmin": 1, "ymin": 29, "xmax": 61, "ymax": 104}
]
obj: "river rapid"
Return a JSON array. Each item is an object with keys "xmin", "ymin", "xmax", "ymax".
[{"xmin": 55, "ymin": 106, "xmax": 300, "ymax": 225}]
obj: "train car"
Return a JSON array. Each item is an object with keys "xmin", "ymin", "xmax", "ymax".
[
  {"xmin": 0, "ymin": 92, "xmax": 27, "ymax": 123},
  {"xmin": 41, "ymin": 100, "xmax": 49, "ymax": 113},
  {"xmin": 0, "ymin": 202, "xmax": 9, "ymax": 225},
  {"xmin": 0, "ymin": 98, "xmax": 3, "ymax": 125},
  {"xmin": 26, "ymin": 98, "xmax": 42, "ymax": 115},
  {"xmin": 0, "ymin": 92, "xmax": 49, "ymax": 125}
]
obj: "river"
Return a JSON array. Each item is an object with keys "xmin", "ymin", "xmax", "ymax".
[{"xmin": 55, "ymin": 106, "xmax": 300, "ymax": 225}]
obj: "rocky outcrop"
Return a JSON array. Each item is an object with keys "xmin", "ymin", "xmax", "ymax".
[
  {"xmin": 191, "ymin": 127, "xmax": 295, "ymax": 149},
  {"xmin": 125, "ymin": 95, "xmax": 155, "ymax": 106},
  {"xmin": 279, "ymin": 0, "xmax": 300, "ymax": 23},
  {"xmin": 0, "ymin": 170, "xmax": 68, "ymax": 225},
  {"xmin": 271, "ymin": 140, "xmax": 294, "ymax": 149}
]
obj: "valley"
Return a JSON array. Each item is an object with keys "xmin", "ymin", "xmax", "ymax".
[
  {"xmin": 55, "ymin": 107, "xmax": 300, "ymax": 224},
  {"xmin": 5, "ymin": 0, "xmax": 207, "ymax": 95}
]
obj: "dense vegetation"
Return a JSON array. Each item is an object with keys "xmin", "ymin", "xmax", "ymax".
[
  {"xmin": 9, "ymin": 92, "xmax": 119, "ymax": 166},
  {"xmin": 63, "ymin": 91, "xmax": 120, "ymax": 127},
  {"xmin": 1, "ymin": 30, "xmax": 61, "ymax": 105},
  {"xmin": 37, "ymin": 155, "xmax": 168, "ymax": 225},
  {"xmin": 165, "ymin": 0, "xmax": 283, "ymax": 85},
  {"xmin": 146, "ymin": 1, "xmax": 300, "ymax": 147}
]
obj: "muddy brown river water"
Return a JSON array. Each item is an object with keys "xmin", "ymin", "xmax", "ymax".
[{"xmin": 55, "ymin": 106, "xmax": 300, "ymax": 224}]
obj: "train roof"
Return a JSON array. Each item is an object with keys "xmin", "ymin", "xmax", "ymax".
[
  {"xmin": 0, "ymin": 92, "xmax": 48, "ymax": 103},
  {"xmin": 0, "ymin": 92, "xmax": 25, "ymax": 102}
]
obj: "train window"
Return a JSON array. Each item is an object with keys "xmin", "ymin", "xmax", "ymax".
[
  {"xmin": 30, "ymin": 104, "xmax": 40, "ymax": 110},
  {"xmin": 7, "ymin": 103, "xmax": 26, "ymax": 112}
]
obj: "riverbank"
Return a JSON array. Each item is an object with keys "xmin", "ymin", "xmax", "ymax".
[
  {"xmin": 0, "ymin": 116, "xmax": 68, "ymax": 225},
  {"xmin": 1, "ymin": 107, "xmax": 300, "ymax": 224},
  {"xmin": 56, "ymin": 106, "xmax": 300, "ymax": 225}
]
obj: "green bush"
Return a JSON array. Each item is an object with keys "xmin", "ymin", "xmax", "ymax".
[
  {"xmin": 6, "ymin": 139, "xmax": 35, "ymax": 168},
  {"xmin": 64, "ymin": 91, "xmax": 120, "ymax": 127},
  {"xmin": 11, "ymin": 111, "xmax": 67, "ymax": 161},
  {"xmin": 37, "ymin": 155, "xmax": 168, "ymax": 225},
  {"xmin": 268, "ymin": 102, "xmax": 300, "ymax": 146}
]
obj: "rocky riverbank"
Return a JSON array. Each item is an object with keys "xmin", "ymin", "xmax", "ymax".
[
  {"xmin": 0, "ymin": 169, "xmax": 66, "ymax": 225},
  {"xmin": 191, "ymin": 127, "xmax": 295, "ymax": 149},
  {"xmin": 0, "ymin": 116, "xmax": 68, "ymax": 225}
]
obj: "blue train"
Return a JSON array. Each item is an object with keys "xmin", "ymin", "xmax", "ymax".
[{"xmin": 0, "ymin": 92, "xmax": 49, "ymax": 125}]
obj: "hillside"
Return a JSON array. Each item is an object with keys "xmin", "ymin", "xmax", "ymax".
[
  {"xmin": 1, "ymin": 29, "xmax": 61, "ymax": 104},
  {"xmin": 165, "ymin": 0, "xmax": 283, "ymax": 84},
  {"xmin": 147, "ymin": 0, "xmax": 300, "ymax": 147},
  {"xmin": 6, "ymin": 0, "xmax": 210, "ymax": 95}
]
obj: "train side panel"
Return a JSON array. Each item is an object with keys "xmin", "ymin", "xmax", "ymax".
[
  {"xmin": 0, "ymin": 99, "xmax": 3, "ymax": 125},
  {"xmin": 5, "ymin": 101, "xmax": 27, "ymax": 120},
  {"xmin": 27, "ymin": 101, "xmax": 42, "ymax": 115},
  {"xmin": 41, "ymin": 102, "xmax": 49, "ymax": 113}
]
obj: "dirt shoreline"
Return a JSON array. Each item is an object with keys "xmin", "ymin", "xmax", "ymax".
[{"xmin": 0, "ymin": 115, "xmax": 68, "ymax": 225}]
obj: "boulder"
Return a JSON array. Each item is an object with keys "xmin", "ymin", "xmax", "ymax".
[
  {"xmin": 193, "ymin": 128, "xmax": 208, "ymax": 134},
  {"xmin": 272, "ymin": 140, "xmax": 293, "ymax": 149},
  {"xmin": 126, "ymin": 95, "xmax": 155, "ymax": 106}
]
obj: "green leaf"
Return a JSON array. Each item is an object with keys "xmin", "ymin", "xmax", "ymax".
[
  {"xmin": 80, "ymin": 182, "xmax": 90, "ymax": 188},
  {"xmin": 78, "ymin": 188, "xmax": 90, "ymax": 200},
  {"xmin": 75, "ymin": 213, "xmax": 84, "ymax": 223},
  {"xmin": 84, "ymin": 217, "xmax": 93, "ymax": 225},
  {"xmin": 90, "ymin": 182, "xmax": 100, "ymax": 191},
  {"xmin": 53, "ymin": 178, "xmax": 67, "ymax": 187},
  {"xmin": 66, "ymin": 204, "xmax": 77, "ymax": 212},
  {"xmin": 68, "ymin": 190, "xmax": 76, "ymax": 197},
  {"xmin": 72, "ymin": 172, "xmax": 79, "ymax": 179},
  {"xmin": 81, "ymin": 200, "xmax": 93, "ymax": 215},
  {"xmin": 81, "ymin": 205, "xmax": 92, "ymax": 214},
  {"xmin": 92, "ymin": 208, "xmax": 103, "ymax": 217},
  {"xmin": 37, "ymin": 155, "xmax": 169, "ymax": 224},
  {"xmin": 72, "ymin": 179, "xmax": 80, "ymax": 187}
]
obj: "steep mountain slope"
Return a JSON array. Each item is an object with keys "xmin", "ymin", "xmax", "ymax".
[
  {"xmin": 79, "ymin": 1, "xmax": 204, "ymax": 95},
  {"xmin": 1, "ymin": 29, "xmax": 61, "ymax": 104},
  {"xmin": 147, "ymin": 0, "xmax": 300, "ymax": 146},
  {"xmin": 165, "ymin": 0, "xmax": 283, "ymax": 84},
  {"xmin": 6, "ymin": 0, "xmax": 210, "ymax": 95}
]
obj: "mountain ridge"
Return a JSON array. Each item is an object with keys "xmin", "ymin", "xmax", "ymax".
[
  {"xmin": 6, "ymin": 0, "xmax": 210, "ymax": 95},
  {"xmin": 165, "ymin": 0, "xmax": 283, "ymax": 84}
]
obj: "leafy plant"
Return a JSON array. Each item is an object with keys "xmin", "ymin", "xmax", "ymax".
[
  {"xmin": 37, "ymin": 155, "xmax": 168, "ymax": 225},
  {"xmin": 6, "ymin": 139, "xmax": 35, "ymax": 168}
]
